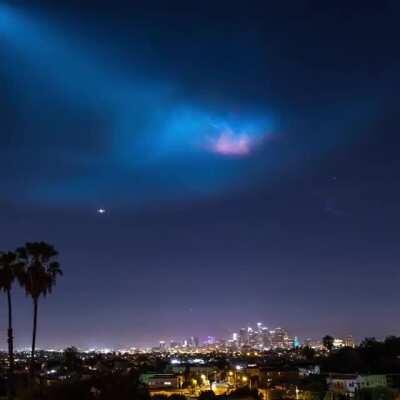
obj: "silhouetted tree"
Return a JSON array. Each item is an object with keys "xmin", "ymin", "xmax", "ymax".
[
  {"xmin": 301, "ymin": 346, "xmax": 316, "ymax": 361},
  {"xmin": 298, "ymin": 375, "xmax": 327, "ymax": 395},
  {"xmin": 384, "ymin": 336, "xmax": 400, "ymax": 357},
  {"xmin": 322, "ymin": 335, "xmax": 334, "ymax": 351},
  {"xmin": 359, "ymin": 337, "xmax": 385, "ymax": 373},
  {"xmin": 0, "ymin": 251, "xmax": 23, "ymax": 399},
  {"xmin": 357, "ymin": 387, "xmax": 396, "ymax": 400},
  {"xmin": 169, "ymin": 395, "xmax": 187, "ymax": 400},
  {"xmin": 321, "ymin": 347, "xmax": 363, "ymax": 374},
  {"xmin": 20, "ymin": 373, "xmax": 152, "ymax": 400},
  {"xmin": 63, "ymin": 347, "xmax": 82, "ymax": 374},
  {"xmin": 16, "ymin": 242, "xmax": 63, "ymax": 375},
  {"xmin": 199, "ymin": 390, "xmax": 216, "ymax": 400},
  {"xmin": 320, "ymin": 337, "xmax": 400, "ymax": 374},
  {"xmin": 230, "ymin": 386, "xmax": 262, "ymax": 399}
]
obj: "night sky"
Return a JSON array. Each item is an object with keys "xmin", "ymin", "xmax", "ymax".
[{"xmin": 1, "ymin": 0, "xmax": 400, "ymax": 349}]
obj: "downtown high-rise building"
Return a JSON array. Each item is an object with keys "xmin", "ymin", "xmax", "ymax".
[{"xmin": 232, "ymin": 323, "xmax": 295, "ymax": 350}]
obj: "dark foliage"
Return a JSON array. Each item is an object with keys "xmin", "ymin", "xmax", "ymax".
[
  {"xmin": 321, "ymin": 336, "xmax": 400, "ymax": 374},
  {"xmin": 298, "ymin": 375, "xmax": 327, "ymax": 393},
  {"xmin": 322, "ymin": 336, "xmax": 334, "ymax": 351},
  {"xmin": 301, "ymin": 346, "xmax": 316, "ymax": 361},
  {"xmin": 20, "ymin": 371, "xmax": 151, "ymax": 400},
  {"xmin": 229, "ymin": 386, "xmax": 262, "ymax": 399},
  {"xmin": 199, "ymin": 390, "xmax": 217, "ymax": 400},
  {"xmin": 356, "ymin": 387, "xmax": 397, "ymax": 400},
  {"xmin": 63, "ymin": 346, "xmax": 83, "ymax": 373}
]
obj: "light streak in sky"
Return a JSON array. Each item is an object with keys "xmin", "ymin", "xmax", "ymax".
[{"xmin": 0, "ymin": 3, "xmax": 276, "ymax": 206}]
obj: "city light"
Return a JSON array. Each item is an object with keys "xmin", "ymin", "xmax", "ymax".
[{"xmin": 0, "ymin": 2, "xmax": 395, "ymax": 400}]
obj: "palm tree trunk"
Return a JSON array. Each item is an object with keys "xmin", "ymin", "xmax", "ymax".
[
  {"xmin": 7, "ymin": 289, "xmax": 15, "ymax": 399},
  {"xmin": 31, "ymin": 298, "xmax": 38, "ymax": 377}
]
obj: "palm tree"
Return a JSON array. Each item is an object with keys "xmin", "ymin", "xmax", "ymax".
[
  {"xmin": 0, "ymin": 251, "xmax": 22, "ymax": 399},
  {"xmin": 16, "ymin": 242, "xmax": 63, "ymax": 374}
]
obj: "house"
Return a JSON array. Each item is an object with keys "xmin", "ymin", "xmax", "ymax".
[
  {"xmin": 358, "ymin": 375, "xmax": 387, "ymax": 390},
  {"xmin": 327, "ymin": 374, "xmax": 387, "ymax": 395},
  {"xmin": 298, "ymin": 365, "xmax": 320, "ymax": 376},
  {"xmin": 140, "ymin": 373, "xmax": 183, "ymax": 390},
  {"xmin": 327, "ymin": 374, "xmax": 359, "ymax": 394}
]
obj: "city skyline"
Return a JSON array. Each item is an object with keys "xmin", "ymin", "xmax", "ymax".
[
  {"xmin": 0, "ymin": 318, "xmax": 358, "ymax": 351},
  {"xmin": 1, "ymin": 0, "xmax": 400, "ymax": 349}
]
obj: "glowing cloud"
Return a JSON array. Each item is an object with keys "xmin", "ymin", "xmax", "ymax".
[{"xmin": 208, "ymin": 130, "xmax": 258, "ymax": 156}]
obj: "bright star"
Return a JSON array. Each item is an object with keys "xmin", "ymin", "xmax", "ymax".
[{"xmin": 97, "ymin": 208, "xmax": 106, "ymax": 214}]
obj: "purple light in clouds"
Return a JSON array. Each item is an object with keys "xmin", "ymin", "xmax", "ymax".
[{"xmin": 208, "ymin": 130, "xmax": 255, "ymax": 156}]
